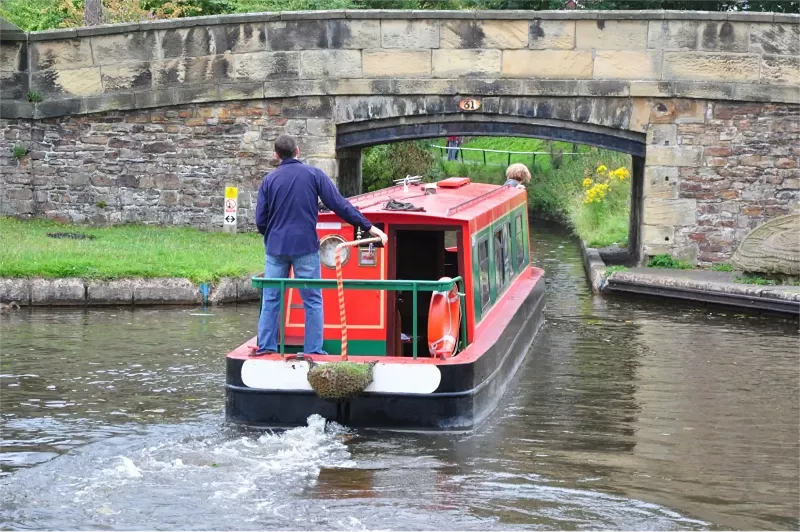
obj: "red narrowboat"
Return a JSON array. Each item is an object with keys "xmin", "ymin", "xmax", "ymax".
[{"xmin": 225, "ymin": 177, "xmax": 546, "ymax": 432}]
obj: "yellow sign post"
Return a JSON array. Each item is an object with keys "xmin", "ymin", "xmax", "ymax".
[{"xmin": 223, "ymin": 186, "xmax": 238, "ymax": 234}]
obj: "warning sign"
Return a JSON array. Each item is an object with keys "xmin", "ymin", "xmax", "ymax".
[
  {"xmin": 225, "ymin": 186, "xmax": 238, "ymax": 200},
  {"xmin": 225, "ymin": 198, "xmax": 237, "ymax": 212},
  {"xmin": 224, "ymin": 214, "xmax": 237, "ymax": 225}
]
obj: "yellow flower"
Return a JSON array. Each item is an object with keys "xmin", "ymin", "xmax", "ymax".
[
  {"xmin": 584, "ymin": 182, "xmax": 610, "ymax": 204},
  {"xmin": 610, "ymin": 167, "xmax": 630, "ymax": 181},
  {"xmin": 596, "ymin": 165, "xmax": 608, "ymax": 174},
  {"xmin": 583, "ymin": 177, "xmax": 593, "ymax": 188}
]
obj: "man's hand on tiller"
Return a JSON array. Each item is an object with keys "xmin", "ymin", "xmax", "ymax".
[{"xmin": 369, "ymin": 226, "xmax": 388, "ymax": 246}]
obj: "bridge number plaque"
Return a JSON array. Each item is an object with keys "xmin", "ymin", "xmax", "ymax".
[{"xmin": 458, "ymin": 99, "xmax": 481, "ymax": 111}]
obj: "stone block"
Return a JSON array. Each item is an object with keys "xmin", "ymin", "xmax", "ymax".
[
  {"xmin": 31, "ymin": 67, "xmax": 103, "ymax": 98},
  {"xmin": 362, "ymin": 50, "xmax": 431, "ymax": 77},
  {"xmin": 432, "ymin": 49, "xmax": 501, "ymax": 78},
  {"xmin": 34, "ymin": 98, "xmax": 84, "ymax": 118},
  {"xmin": 278, "ymin": 96, "xmax": 332, "ymax": 118},
  {"xmin": 84, "ymin": 92, "xmax": 137, "ymax": 113},
  {"xmin": 300, "ymin": 50, "xmax": 361, "ymax": 79},
  {"xmin": 233, "ymin": 51, "xmax": 299, "ymax": 81},
  {"xmin": 462, "ymin": 78, "xmax": 523, "ymax": 95},
  {"xmin": 325, "ymin": 78, "xmax": 393, "ymax": 95},
  {"xmin": 761, "ymin": 55, "xmax": 800, "ymax": 85},
  {"xmin": 174, "ymin": 85, "xmax": 219, "ymax": 104},
  {"xmin": 644, "ymin": 198, "xmax": 697, "ymax": 226},
  {"xmin": 441, "ymin": 20, "xmax": 527, "ymax": 49},
  {"xmin": 749, "ymin": 23, "xmax": 800, "ymax": 55},
  {"xmin": 734, "ymin": 83, "xmax": 799, "ymax": 105},
  {"xmin": 90, "ymin": 32, "xmax": 158, "ymax": 66},
  {"xmin": 0, "ymin": 71, "xmax": 28, "ymax": 99},
  {"xmin": 87, "ymin": 280, "xmax": 134, "ymax": 305},
  {"xmin": 663, "ymin": 52, "xmax": 760, "ymax": 83},
  {"xmin": 220, "ymin": 82, "xmax": 264, "ymax": 100},
  {"xmin": 298, "ymin": 136, "xmax": 335, "ymax": 158},
  {"xmin": 649, "ymin": 99, "xmax": 707, "ymax": 124},
  {"xmin": 502, "ymin": 50, "xmax": 592, "ymax": 79},
  {"xmin": 700, "ymin": 21, "xmax": 749, "ymax": 52},
  {"xmin": 593, "ymin": 50, "xmax": 661, "ymax": 80},
  {"xmin": 646, "ymin": 146, "xmax": 703, "ymax": 167},
  {"xmin": 644, "ymin": 166, "xmax": 680, "ymax": 199},
  {"xmin": 0, "ymin": 100, "xmax": 34, "ymax": 119},
  {"xmin": 0, "ymin": 278, "xmax": 30, "ymax": 305},
  {"xmin": 328, "ymin": 20, "xmax": 381, "ymax": 49},
  {"xmin": 30, "ymin": 39, "xmax": 93, "ymax": 72},
  {"xmin": 222, "ymin": 23, "xmax": 267, "ymax": 54},
  {"xmin": 209, "ymin": 277, "xmax": 237, "ymax": 304},
  {"xmin": 629, "ymin": 97, "xmax": 650, "ymax": 132},
  {"xmin": 307, "ymin": 118, "xmax": 335, "ymax": 137},
  {"xmin": 101, "ymin": 62, "xmax": 152, "ymax": 92},
  {"xmin": 575, "ymin": 20, "xmax": 648, "ymax": 50},
  {"xmin": 647, "ymin": 20, "xmax": 699, "ymax": 50},
  {"xmin": 153, "ymin": 54, "xmax": 234, "ymax": 87},
  {"xmin": 132, "ymin": 278, "xmax": 201, "ymax": 304},
  {"xmin": 134, "ymin": 88, "xmax": 178, "ymax": 108},
  {"xmin": 267, "ymin": 20, "xmax": 327, "ymax": 50},
  {"xmin": 236, "ymin": 275, "xmax": 261, "ymax": 302},
  {"xmin": 264, "ymin": 79, "xmax": 325, "ymax": 98},
  {"xmin": 31, "ymin": 278, "xmax": 85, "ymax": 306},
  {"xmin": 394, "ymin": 78, "xmax": 458, "ymax": 95},
  {"xmin": 646, "ymin": 124, "xmax": 678, "ymax": 146},
  {"xmin": 381, "ymin": 20, "xmax": 438, "ymax": 49},
  {"xmin": 307, "ymin": 157, "xmax": 337, "ymax": 180},
  {"xmin": 642, "ymin": 224, "xmax": 676, "ymax": 247},
  {"xmin": 1, "ymin": 42, "xmax": 27, "ymax": 72},
  {"xmin": 159, "ymin": 26, "xmax": 227, "ymax": 58},
  {"xmin": 529, "ymin": 20, "xmax": 575, "ymax": 50}
]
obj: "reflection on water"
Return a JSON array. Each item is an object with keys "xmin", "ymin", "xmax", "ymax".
[{"xmin": 1, "ymin": 222, "xmax": 797, "ymax": 530}]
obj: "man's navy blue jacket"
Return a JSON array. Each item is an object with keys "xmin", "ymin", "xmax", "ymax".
[{"xmin": 255, "ymin": 158, "xmax": 373, "ymax": 257}]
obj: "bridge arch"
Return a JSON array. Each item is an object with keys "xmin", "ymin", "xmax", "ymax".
[{"xmin": 1, "ymin": 10, "xmax": 797, "ymax": 265}]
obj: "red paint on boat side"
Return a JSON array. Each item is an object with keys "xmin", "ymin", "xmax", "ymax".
[{"xmin": 227, "ymin": 266, "xmax": 544, "ymax": 366}]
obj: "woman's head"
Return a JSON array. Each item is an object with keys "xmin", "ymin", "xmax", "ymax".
[{"xmin": 505, "ymin": 163, "xmax": 531, "ymax": 184}]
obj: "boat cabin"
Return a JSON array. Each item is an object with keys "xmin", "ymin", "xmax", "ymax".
[{"xmin": 280, "ymin": 177, "xmax": 531, "ymax": 358}]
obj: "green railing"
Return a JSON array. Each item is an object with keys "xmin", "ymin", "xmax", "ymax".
[{"xmin": 251, "ymin": 276, "xmax": 468, "ymax": 359}]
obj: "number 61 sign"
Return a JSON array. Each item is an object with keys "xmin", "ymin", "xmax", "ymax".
[{"xmin": 458, "ymin": 98, "xmax": 481, "ymax": 111}]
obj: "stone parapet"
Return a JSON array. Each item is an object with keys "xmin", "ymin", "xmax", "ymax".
[{"xmin": 1, "ymin": 10, "xmax": 798, "ymax": 119}]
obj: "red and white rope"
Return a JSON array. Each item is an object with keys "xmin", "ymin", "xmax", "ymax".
[{"xmin": 334, "ymin": 237, "xmax": 381, "ymax": 361}]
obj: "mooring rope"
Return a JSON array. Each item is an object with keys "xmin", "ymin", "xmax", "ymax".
[{"xmin": 335, "ymin": 237, "xmax": 382, "ymax": 361}]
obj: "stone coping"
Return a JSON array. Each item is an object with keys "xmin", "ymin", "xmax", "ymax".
[
  {"xmin": 3, "ymin": 79, "xmax": 798, "ymax": 120},
  {"xmin": 12, "ymin": 10, "xmax": 798, "ymax": 41},
  {"xmin": 0, "ymin": 276, "xmax": 261, "ymax": 306}
]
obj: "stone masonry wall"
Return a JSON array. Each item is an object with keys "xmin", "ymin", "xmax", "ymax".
[
  {"xmin": 1, "ymin": 98, "xmax": 335, "ymax": 227},
  {"xmin": 642, "ymin": 101, "xmax": 799, "ymax": 264}
]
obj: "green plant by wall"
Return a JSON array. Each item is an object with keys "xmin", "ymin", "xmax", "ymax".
[
  {"xmin": 12, "ymin": 144, "xmax": 27, "ymax": 160},
  {"xmin": 27, "ymin": 91, "xmax": 42, "ymax": 103},
  {"xmin": 711, "ymin": 263, "xmax": 734, "ymax": 272},
  {"xmin": 647, "ymin": 253, "xmax": 694, "ymax": 270},
  {"xmin": 96, "ymin": 200, "xmax": 107, "ymax": 209}
]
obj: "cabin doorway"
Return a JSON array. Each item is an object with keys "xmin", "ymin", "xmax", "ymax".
[{"xmin": 387, "ymin": 226, "xmax": 463, "ymax": 357}]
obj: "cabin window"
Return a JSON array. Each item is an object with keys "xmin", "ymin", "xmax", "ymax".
[
  {"xmin": 514, "ymin": 214, "xmax": 525, "ymax": 269},
  {"xmin": 478, "ymin": 237, "xmax": 490, "ymax": 310},
  {"xmin": 494, "ymin": 224, "xmax": 512, "ymax": 292}
]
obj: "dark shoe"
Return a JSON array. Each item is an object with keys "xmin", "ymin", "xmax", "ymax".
[{"xmin": 250, "ymin": 349, "xmax": 277, "ymax": 357}]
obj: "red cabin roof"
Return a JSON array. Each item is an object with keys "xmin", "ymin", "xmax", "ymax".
[{"xmin": 343, "ymin": 180, "xmax": 523, "ymax": 222}]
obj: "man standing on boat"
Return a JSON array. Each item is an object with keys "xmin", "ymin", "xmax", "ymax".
[{"xmin": 254, "ymin": 134, "xmax": 388, "ymax": 355}]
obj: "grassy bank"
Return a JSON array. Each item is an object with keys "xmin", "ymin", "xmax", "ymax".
[
  {"xmin": 371, "ymin": 137, "xmax": 632, "ymax": 248},
  {"xmin": 0, "ymin": 217, "xmax": 264, "ymax": 283}
]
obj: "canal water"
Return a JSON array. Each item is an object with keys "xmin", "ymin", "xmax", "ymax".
[{"xmin": 1, "ymin": 223, "xmax": 798, "ymax": 531}]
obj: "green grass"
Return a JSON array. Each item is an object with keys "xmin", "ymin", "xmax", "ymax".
[
  {"xmin": 429, "ymin": 137, "xmax": 631, "ymax": 248},
  {"xmin": 605, "ymin": 265, "xmax": 628, "ymax": 276},
  {"xmin": 711, "ymin": 263, "xmax": 734, "ymax": 272},
  {"xmin": 733, "ymin": 273, "xmax": 800, "ymax": 286},
  {"xmin": 647, "ymin": 253, "xmax": 695, "ymax": 270},
  {"xmin": 0, "ymin": 217, "xmax": 265, "ymax": 283}
]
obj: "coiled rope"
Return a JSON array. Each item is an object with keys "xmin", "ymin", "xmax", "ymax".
[{"xmin": 335, "ymin": 236, "xmax": 382, "ymax": 361}]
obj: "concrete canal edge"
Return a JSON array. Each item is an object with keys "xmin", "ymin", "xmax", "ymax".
[
  {"xmin": 0, "ymin": 276, "xmax": 261, "ymax": 306},
  {"xmin": 577, "ymin": 244, "xmax": 800, "ymax": 317}
]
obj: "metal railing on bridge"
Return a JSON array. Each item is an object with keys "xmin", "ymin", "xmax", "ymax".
[{"xmin": 431, "ymin": 143, "xmax": 586, "ymax": 167}]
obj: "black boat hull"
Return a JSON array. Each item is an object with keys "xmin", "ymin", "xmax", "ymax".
[{"xmin": 225, "ymin": 274, "xmax": 545, "ymax": 432}]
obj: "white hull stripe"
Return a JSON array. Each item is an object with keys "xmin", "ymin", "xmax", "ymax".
[{"xmin": 240, "ymin": 360, "xmax": 442, "ymax": 394}]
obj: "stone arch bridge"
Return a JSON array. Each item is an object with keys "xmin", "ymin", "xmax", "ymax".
[{"xmin": 1, "ymin": 9, "xmax": 798, "ymax": 265}]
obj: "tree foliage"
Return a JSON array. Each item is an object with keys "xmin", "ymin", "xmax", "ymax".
[{"xmin": 362, "ymin": 141, "xmax": 435, "ymax": 192}]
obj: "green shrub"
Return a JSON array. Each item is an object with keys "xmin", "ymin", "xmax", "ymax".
[{"xmin": 647, "ymin": 253, "xmax": 694, "ymax": 270}]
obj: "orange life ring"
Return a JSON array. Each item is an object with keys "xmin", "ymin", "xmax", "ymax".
[{"xmin": 427, "ymin": 277, "xmax": 461, "ymax": 359}]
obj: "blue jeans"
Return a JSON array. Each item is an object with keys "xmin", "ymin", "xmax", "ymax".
[{"xmin": 257, "ymin": 252, "xmax": 326, "ymax": 354}]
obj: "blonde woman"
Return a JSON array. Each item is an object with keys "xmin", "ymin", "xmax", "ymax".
[{"xmin": 504, "ymin": 163, "xmax": 530, "ymax": 190}]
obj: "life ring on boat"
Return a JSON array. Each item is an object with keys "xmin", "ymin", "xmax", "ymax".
[{"xmin": 427, "ymin": 277, "xmax": 461, "ymax": 359}]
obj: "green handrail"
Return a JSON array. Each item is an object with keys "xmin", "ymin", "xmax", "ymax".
[{"xmin": 252, "ymin": 276, "xmax": 468, "ymax": 359}]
